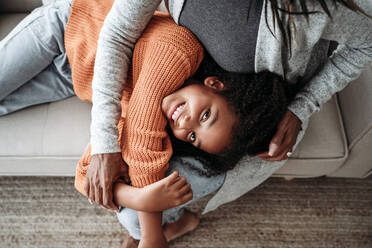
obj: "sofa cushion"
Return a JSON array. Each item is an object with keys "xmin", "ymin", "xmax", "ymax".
[
  {"xmin": 0, "ymin": 0, "xmax": 42, "ymax": 13},
  {"xmin": 0, "ymin": 14, "xmax": 29, "ymax": 40},
  {"xmin": 0, "ymin": 97, "xmax": 91, "ymax": 157},
  {"xmin": 337, "ymin": 65, "xmax": 372, "ymax": 148},
  {"xmin": 329, "ymin": 65, "xmax": 372, "ymax": 178},
  {"xmin": 275, "ymin": 95, "xmax": 348, "ymax": 177},
  {"xmin": 0, "ymin": 95, "xmax": 347, "ymax": 176},
  {"xmin": 290, "ymin": 96, "xmax": 346, "ymax": 159}
]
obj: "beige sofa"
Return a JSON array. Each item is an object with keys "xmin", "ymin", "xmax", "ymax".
[{"xmin": 1, "ymin": 0, "xmax": 371, "ymax": 179}]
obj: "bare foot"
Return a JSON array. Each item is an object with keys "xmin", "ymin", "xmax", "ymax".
[
  {"xmin": 121, "ymin": 233, "xmax": 139, "ymax": 248},
  {"xmin": 163, "ymin": 210, "xmax": 200, "ymax": 242}
]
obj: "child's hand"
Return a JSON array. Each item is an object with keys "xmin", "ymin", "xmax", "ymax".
[{"xmin": 139, "ymin": 171, "xmax": 193, "ymax": 212}]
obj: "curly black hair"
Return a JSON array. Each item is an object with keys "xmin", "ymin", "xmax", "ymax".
[{"xmin": 170, "ymin": 54, "xmax": 300, "ymax": 176}]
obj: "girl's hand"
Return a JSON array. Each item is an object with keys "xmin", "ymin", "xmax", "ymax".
[{"xmin": 138, "ymin": 171, "xmax": 193, "ymax": 212}]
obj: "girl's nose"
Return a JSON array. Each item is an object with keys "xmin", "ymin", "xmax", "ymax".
[{"xmin": 178, "ymin": 114, "xmax": 192, "ymax": 129}]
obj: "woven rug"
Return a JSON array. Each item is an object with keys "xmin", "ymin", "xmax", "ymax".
[{"xmin": 0, "ymin": 176, "xmax": 371, "ymax": 248}]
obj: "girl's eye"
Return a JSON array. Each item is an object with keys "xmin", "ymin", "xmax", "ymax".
[
  {"xmin": 189, "ymin": 132, "xmax": 196, "ymax": 143},
  {"xmin": 202, "ymin": 109, "xmax": 211, "ymax": 121}
]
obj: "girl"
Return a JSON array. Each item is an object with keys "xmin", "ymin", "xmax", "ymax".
[{"xmin": 73, "ymin": 12, "xmax": 293, "ymax": 247}]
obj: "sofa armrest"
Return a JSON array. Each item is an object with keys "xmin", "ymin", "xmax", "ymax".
[
  {"xmin": 330, "ymin": 64, "xmax": 372, "ymax": 178},
  {"xmin": 337, "ymin": 64, "xmax": 372, "ymax": 148}
]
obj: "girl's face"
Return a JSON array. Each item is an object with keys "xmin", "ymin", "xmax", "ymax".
[{"xmin": 161, "ymin": 77, "xmax": 237, "ymax": 154}]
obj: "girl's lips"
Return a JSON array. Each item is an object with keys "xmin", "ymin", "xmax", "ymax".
[{"xmin": 168, "ymin": 102, "xmax": 185, "ymax": 121}]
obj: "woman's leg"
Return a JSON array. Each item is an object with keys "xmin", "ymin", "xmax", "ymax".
[
  {"xmin": 0, "ymin": 0, "xmax": 73, "ymax": 115},
  {"xmin": 116, "ymin": 156, "xmax": 226, "ymax": 240}
]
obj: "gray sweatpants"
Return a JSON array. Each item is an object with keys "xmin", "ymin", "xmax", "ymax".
[
  {"xmin": 0, "ymin": 0, "xmax": 74, "ymax": 115},
  {"xmin": 117, "ymin": 156, "xmax": 225, "ymax": 240}
]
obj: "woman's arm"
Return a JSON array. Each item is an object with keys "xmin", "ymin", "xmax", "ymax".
[
  {"xmin": 287, "ymin": 1, "xmax": 372, "ymax": 123},
  {"xmin": 85, "ymin": 0, "xmax": 161, "ymax": 211},
  {"xmin": 91, "ymin": 0, "xmax": 161, "ymax": 155},
  {"xmin": 261, "ymin": 1, "xmax": 371, "ymax": 160}
]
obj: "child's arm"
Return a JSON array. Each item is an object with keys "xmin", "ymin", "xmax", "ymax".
[
  {"xmin": 113, "ymin": 171, "xmax": 193, "ymax": 212},
  {"xmin": 138, "ymin": 211, "xmax": 167, "ymax": 248},
  {"xmin": 114, "ymin": 171, "xmax": 191, "ymax": 247}
]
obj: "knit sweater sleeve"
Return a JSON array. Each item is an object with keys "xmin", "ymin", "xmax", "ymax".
[
  {"xmin": 123, "ymin": 18, "xmax": 204, "ymax": 187},
  {"xmin": 90, "ymin": 0, "xmax": 162, "ymax": 155},
  {"xmin": 288, "ymin": 1, "xmax": 372, "ymax": 123}
]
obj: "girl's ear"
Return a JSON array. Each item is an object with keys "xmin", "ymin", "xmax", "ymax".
[{"xmin": 204, "ymin": 76, "xmax": 225, "ymax": 91}]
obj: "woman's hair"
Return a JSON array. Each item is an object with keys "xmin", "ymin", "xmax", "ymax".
[
  {"xmin": 170, "ymin": 54, "xmax": 299, "ymax": 175},
  {"xmin": 170, "ymin": 1, "xmax": 370, "ymax": 176},
  {"xmin": 263, "ymin": 0, "xmax": 370, "ymax": 55}
]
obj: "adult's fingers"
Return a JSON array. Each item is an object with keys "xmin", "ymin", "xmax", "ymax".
[
  {"xmin": 84, "ymin": 178, "xmax": 90, "ymax": 198},
  {"xmin": 94, "ymin": 185, "xmax": 103, "ymax": 205},
  {"xmin": 89, "ymin": 180, "xmax": 95, "ymax": 203},
  {"xmin": 268, "ymin": 109, "xmax": 295, "ymax": 157},
  {"xmin": 263, "ymin": 147, "xmax": 292, "ymax": 161},
  {"xmin": 268, "ymin": 130, "xmax": 286, "ymax": 156},
  {"xmin": 267, "ymin": 128, "xmax": 298, "ymax": 161},
  {"xmin": 257, "ymin": 134, "xmax": 290, "ymax": 161},
  {"xmin": 102, "ymin": 187, "xmax": 119, "ymax": 212},
  {"xmin": 256, "ymin": 151, "xmax": 274, "ymax": 161},
  {"xmin": 119, "ymin": 164, "xmax": 131, "ymax": 184}
]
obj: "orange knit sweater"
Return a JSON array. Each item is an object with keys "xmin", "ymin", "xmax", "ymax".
[{"xmin": 64, "ymin": 0, "xmax": 204, "ymax": 191}]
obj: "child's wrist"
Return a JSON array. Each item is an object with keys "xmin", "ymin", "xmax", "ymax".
[{"xmin": 113, "ymin": 182, "xmax": 145, "ymax": 210}]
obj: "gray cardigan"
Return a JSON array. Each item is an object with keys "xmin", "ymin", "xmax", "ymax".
[{"xmin": 90, "ymin": 0, "xmax": 372, "ymax": 212}]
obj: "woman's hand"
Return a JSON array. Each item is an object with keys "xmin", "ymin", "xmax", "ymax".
[
  {"xmin": 138, "ymin": 171, "xmax": 193, "ymax": 212},
  {"xmin": 256, "ymin": 110, "xmax": 302, "ymax": 161},
  {"xmin": 84, "ymin": 152, "xmax": 130, "ymax": 211}
]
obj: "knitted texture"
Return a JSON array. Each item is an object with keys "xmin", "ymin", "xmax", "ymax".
[
  {"xmin": 65, "ymin": 2, "xmax": 204, "ymax": 189},
  {"xmin": 64, "ymin": 0, "xmax": 114, "ymax": 102}
]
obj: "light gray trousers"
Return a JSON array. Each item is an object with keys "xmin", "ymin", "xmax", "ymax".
[{"xmin": 0, "ymin": 0, "xmax": 74, "ymax": 115}]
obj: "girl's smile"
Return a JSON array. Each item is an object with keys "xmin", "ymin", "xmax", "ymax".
[
  {"xmin": 161, "ymin": 77, "xmax": 237, "ymax": 154},
  {"xmin": 169, "ymin": 102, "xmax": 186, "ymax": 123}
]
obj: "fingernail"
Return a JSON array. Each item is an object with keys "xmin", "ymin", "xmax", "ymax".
[{"xmin": 268, "ymin": 144, "xmax": 278, "ymax": 156}]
